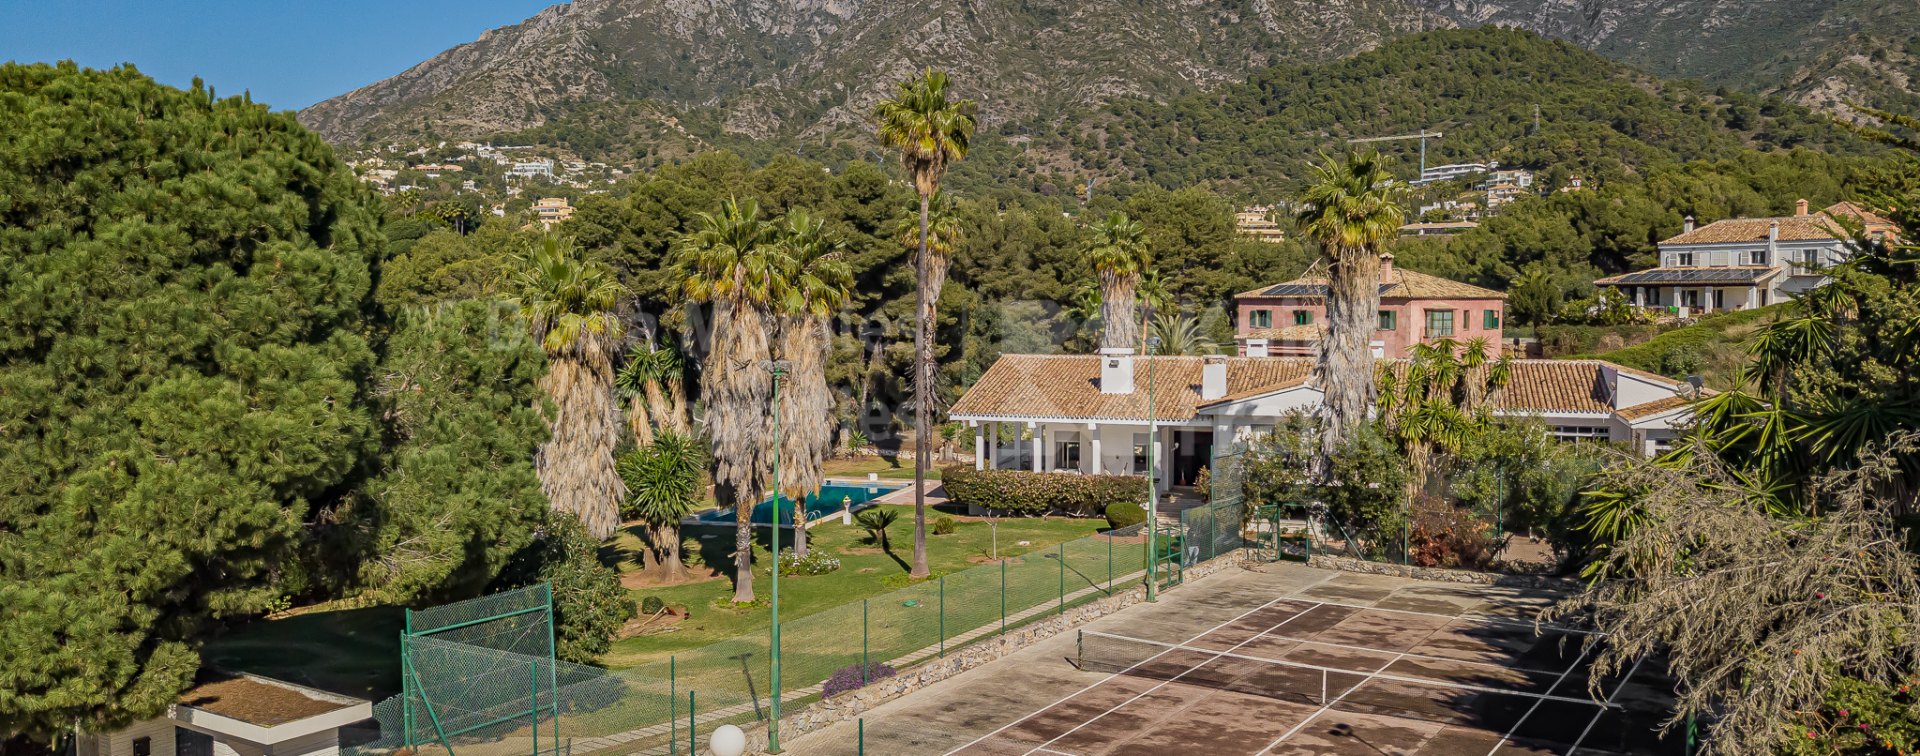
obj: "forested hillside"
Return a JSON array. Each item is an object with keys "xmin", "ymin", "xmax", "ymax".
[{"xmin": 993, "ymin": 29, "xmax": 1869, "ymax": 196}]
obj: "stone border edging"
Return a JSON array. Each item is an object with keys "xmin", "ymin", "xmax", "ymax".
[{"xmin": 1305, "ymin": 554, "xmax": 1579, "ymax": 592}]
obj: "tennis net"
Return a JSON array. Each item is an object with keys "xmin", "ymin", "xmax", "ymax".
[{"xmin": 1074, "ymin": 629, "xmax": 1615, "ymax": 730}]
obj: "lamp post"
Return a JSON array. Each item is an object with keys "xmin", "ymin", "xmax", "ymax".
[
  {"xmin": 762, "ymin": 359, "xmax": 791, "ymax": 754},
  {"xmin": 1145, "ymin": 336, "xmax": 1161, "ymax": 603}
]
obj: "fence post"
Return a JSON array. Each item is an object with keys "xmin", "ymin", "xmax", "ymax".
[
  {"xmin": 688, "ymin": 691, "xmax": 696, "ymax": 756},
  {"xmin": 939, "ymin": 575, "xmax": 946, "ymax": 658},
  {"xmin": 858, "ymin": 718, "xmax": 865, "ymax": 756},
  {"xmin": 1058, "ymin": 542, "xmax": 1066, "ymax": 615},
  {"xmin": 669, "ymin": 657, "xmax": 676, "ymax": 755},
  {"xmin": 862, "ymin": 599, "xmax": 869, "ymax": 685},
  {"xmin": 999, "ymin": 558, "xmax": 1006, "ymax": 637},
  {"xmin": 530, "ymin": 656, "xmax": 540, "ymax": 756},
  {"xmin": 1106, "ymin": 534, "xmax": 1113, "ymax": 593}
]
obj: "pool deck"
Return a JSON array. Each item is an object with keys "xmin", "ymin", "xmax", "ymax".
[{"xmin": 682, "ymin": 480, "xmax": 911, "ymax": 529}]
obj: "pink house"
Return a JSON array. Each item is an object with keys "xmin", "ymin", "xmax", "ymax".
[{"xmin": 1234, "ymin": 254, "xmax": 1506, "ymax": 359}]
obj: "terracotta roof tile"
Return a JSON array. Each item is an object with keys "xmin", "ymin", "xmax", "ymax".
[
  {"xmin": 1663, "ymin": 215, "xmax": 1843, "ymax": 245},
  {"xmin": 1237, "ymin": 267, "xmax": 1504, "ymax": 301},
  {"xmin": 1244, "ymin": 324, "xmax": 1324, "ymax": 342},
  {"xmin": 1617, "ymin": 395, "xmax": 1697, "ymax": 421},
  {"xmin": 950, "ymin": 355, "xmax": 1691, "ymax": 421},
  {"xmin": 947, "ymin": 355, "xmax": 1309, "ymax": 421}
]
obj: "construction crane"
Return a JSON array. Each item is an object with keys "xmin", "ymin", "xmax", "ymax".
[{"xmin": 1347, "ymin": 130, "xmax": 1444, "ymax": 178}]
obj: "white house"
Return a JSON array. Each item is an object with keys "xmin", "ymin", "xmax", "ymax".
[
  {"xmin": 947, "ymin": 351, "xmax": 1703, "ymax": 491},
  {"xmin": 77, "ymin": 674, "xmax": 371, "ymax": 756},
  {"xmin": 1595, "ymin": 200, "xmax": 1897, "ymax": 316}
]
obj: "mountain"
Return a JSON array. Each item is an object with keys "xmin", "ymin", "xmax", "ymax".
[
  {"xmin": 298, "ymin": 0, "xmax": 1916, "ymax": 159},
  {"xmin": 297, "ymin": 0, "xmax": 1441, "ymax": 146},
  {"xmin": 956, "ymin": 28, "xmax": 1868, "ymax": 197}
]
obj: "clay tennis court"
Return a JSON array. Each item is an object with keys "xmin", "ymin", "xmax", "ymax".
[{"xmin": 784, "ymin": 564, "xmax": 1682, "ymax": 756}]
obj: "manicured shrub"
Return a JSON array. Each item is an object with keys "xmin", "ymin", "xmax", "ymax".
[
  {"xmin": 1104, "ymin": 502, "xmax": 1147, "ymax": 530},
  {"xmin": 932, "ymin": 515, "xmax": 956, "ymax": 535},
  {"xmin": 778, "ymin": 551, "xmax": 841, "ymax": 576},
  {"xmin": 640, "ymin": 595, "xmax": 666, "ymax": 615},
  {"xmin": 823, "ymin": 662, "xmax": 897, "ymax": 698},
  {"xmin": 939, "ymin": 466, "xmax": 1149, "ymax": 516}
]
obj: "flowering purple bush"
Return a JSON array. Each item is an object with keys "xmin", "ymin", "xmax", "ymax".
[{"xmin": 822, "ymin": 662, "xmax": 896, "ymax": 698}]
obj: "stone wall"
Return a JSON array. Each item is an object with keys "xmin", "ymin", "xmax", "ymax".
[
  {"xmin": 724, "ymin": 550, "xmax": 1250, "ymax": 754},
  {"xmin": 1305, "ymin": 554, "xmax": 1579, "ymax": 592}
]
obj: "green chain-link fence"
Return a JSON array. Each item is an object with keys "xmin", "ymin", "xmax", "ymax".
[{"xmin": 347, "ymin": 514, "xmax": 1252, "ymax": 756}]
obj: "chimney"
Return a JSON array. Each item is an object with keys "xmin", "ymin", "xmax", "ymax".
[
  {"xmin": 1098, "ymin": 348, "xmax": 1135, "ymax": 395},
  {"xmin": 1683, "ymin": 216, "xmax": 1695, "ymax": 234},
  {"xmin": 1244, "ymin": 338, "xmax": 1270, "ymax": 358},
  {"xmin": 1379, "ymin": 252, "xmax": 1395, "ymax": 284},
  {"xmin": 1768, "ymin": 221, "xmax": 1780, "ymax": 241},
  {"xmin": 1796, "ymin": 198, "xmax": 1810, "ymax": 217},
  {"xmin": 1201, "ymin": 355, "xmax": 1228, "ymax": 401}
]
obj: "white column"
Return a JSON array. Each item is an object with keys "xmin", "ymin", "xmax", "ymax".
[
  {"xmin": 1034, "ymin": 424, "xmax": 1047, "ymax": 472},
  {"xmin": 1028, "ymin": 422, "xmax": 1041, "ymax": 473},
  {"xmin": 1152, "ymin": 428, "xmax": 1166, "ymax": 494},
  {"xmin": 974, "ymin": 424, "xmax": 985, "ymax": 471},
  {"xmin": 1089, "ymin": 423, "xmax": 1102, "ymax": 475}
]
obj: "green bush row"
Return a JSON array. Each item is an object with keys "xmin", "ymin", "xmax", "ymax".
[{"xmin": 939, "ymin": 466, "xmax": 1148, "ymax": 517}]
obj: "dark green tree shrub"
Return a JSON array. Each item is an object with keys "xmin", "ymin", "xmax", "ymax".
[
  {"xmin": 939, "ymin": 466, "xmax": 1149, "ymax": 516},
  {"xmin": 1104, "ymin": 502, "xmax": 1147, "ymax": 530},
  {"xmin": 493, "ymin": 513, "xmax": 634, "ymax": 664}
]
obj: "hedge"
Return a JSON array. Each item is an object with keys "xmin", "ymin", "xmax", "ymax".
[{"xmin": 939, "ymin": 466, "xmax": 1149, "ymax": 517}]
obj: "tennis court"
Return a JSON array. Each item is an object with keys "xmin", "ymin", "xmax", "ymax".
[{"xmin": 945, "ymin": 577, "xmax": 1677, "ymax": 755}]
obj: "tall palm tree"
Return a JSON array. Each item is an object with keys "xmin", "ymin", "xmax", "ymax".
[
  {"xmin": 775, "ymin": 210, "xmax": 853, "ymax": 558},
  {"xmin": 506, "ymin": 236, "xmax": 629, "ymax": 541},
  {"xmin": 1087, "ymin": 212, "xmax": 1151, "ymax": 351},
  {"xmin": 1296, "ymin": 152, "xmax": 1405, "ymax": 460},
  {"xmin": 1148, "ymin": 312, "xmax": 1218, "ymax": 356},
  {"xmin": 678, "ymin": 197, "xmax": 789, "ymax": 602},
  {"xmin": 876, "ymin": 68, "xmax": 976, "ymax": 579}
]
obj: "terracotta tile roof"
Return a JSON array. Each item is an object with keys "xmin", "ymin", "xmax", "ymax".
[
  {"xmin": 950, "ymin": 355, "xmax": 1692, "ymax": 421},
  {"xmin": 1593, "ymin": 266, "xmax": 1781, "ymax": 286},
  {"xmin": 946, "ymin": 355, "xmax": 1310, "ymax": 421},
  {"xmin": 1617, "ymin": 394, "xmax": 1697, "ymax": 421},
  {"xmin": 1824, "ymin": 201, "xmax": 1894, "ymax": 228},
  {"xmin": 1662, "ymin": 214, "xmax": 1844, "ymax": 245},
  {"xmin": 1244, "ymin": 324, "xmax": 1324, "ymax": 342},
  {"xmin": 1238, "ymin": 266, "xmax": 1505, "ymax": 301}
]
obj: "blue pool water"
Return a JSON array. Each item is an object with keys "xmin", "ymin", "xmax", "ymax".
[{"xmin": 690, "ymin": 482, "xmax": 903, "ymax": 527}]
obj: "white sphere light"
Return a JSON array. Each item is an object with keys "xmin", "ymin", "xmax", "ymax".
[{"xmin": 708, "ymin": 724, "xmax": 747, "ymax": 756}]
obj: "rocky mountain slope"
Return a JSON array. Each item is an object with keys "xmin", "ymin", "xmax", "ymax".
[{"xmin": 299, "ymin": 0, "xmax": 1918, "ymax": 151}]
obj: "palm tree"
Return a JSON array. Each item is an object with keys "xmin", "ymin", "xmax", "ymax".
[
  {"xmin": 775, "ymin": 210, "xmax": 853, "ymax": 559},
  {"xmin": 678, "ymin": 197, "xmax": 789, "ymax": 602},
  {"xmin": 876, "ymin": 68, "xmax": 976, "ymax": 579},
  {"xmin": 1296, "ymin": 152, "xmax": 1405, "ymax": 460},
  {"xmin": 617, "ymin": 431, "xmax": 707, "ymax": 582},
  {"xmin": 616, "ymin": 342, "xmax": 692, "ymax": 444},
  {"xmin": 1087, "ymin": 212, "xmax": 1152, "ymax": 350},
  {"xmin": 1148, "ymin": 312, "xmax": 1218, "ymax": 356},
  {"xmin": 506, "ymin": 236, "xmax": 629, "ymax": 541}
]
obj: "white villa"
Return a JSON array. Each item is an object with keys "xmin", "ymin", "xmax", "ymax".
[
  {"xmin": 948, "ymin": 350, "xmax": 1703, "ymax": 491},
  {"xmin": 1595, "ymin": 200, "xmax": 1897, "ymax": 316}
]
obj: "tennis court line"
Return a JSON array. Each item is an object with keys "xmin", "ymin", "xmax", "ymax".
[
  {"xmin": 1481, "ymin": 635, "xmax": 1600, "ymax": 756},
  {"xmin": 1297, "ymin": 596, "xmax": 1600, "ymax": 636},
  {"xmin": 1019, "ymin": 602, "xmax": 1334, "ymax": 756},
  {"xmin": 1071, "ymin": 634, "xmax": 1615, "ymax": 707},
  {"xmin": 1255, "ymin": 614, "xmax": 1460, "ymax": 754},
  {"xmin": 1563, "ymin": 654, "xmax": 1650, "ymax": 756},
  {"xmin": 942, "ymin": 570, "xmax": 1343, "ymax": 756},
  {"xmin": 1235, "ymin": 629, "xmax": 1575, "ymax": 678}
]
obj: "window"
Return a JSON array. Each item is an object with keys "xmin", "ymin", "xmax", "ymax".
[
  {"xmin": 1423, "ymin": 309, "xmax": 1454, "ymax": 338},
  {"xmin": 1292, "ymin": 310, "xmax": 1313, "ymax": 326},
  {"xmin": 134, "ymin": 738, "xmax": 151, "ymax": 756},
  {"xmin": 1132, "ymin": 432, "xmax": 1150, "ymax": 472},
  {"xmin": 1248, "ymin": 309, "xmax": 1272, "ymax": 328},
  {"xmin": 1377, "ymin": 310, "xmax": 1396, "ymax": 331},
  {"xmin": 1676, "ymin": 251, "xmax": 1695, "ymax": 266},
  {"xmin": 1750, "ymin": 248, "xmax": 1769, "ymax": 266},
  {"xmin": 1053, "ymin": 431, "xmax": 1081, "ymax": 471},
  {"xmin": 1483, "ymin": 310, "xmax": 1500, "ymax": 329},
  {"xmin": 1550, "ymin": 426, "xmax": 1610, "ymax": 442}
]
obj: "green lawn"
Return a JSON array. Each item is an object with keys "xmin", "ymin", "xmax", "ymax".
[
  {"xmin": 201, "ymin": 604, "xmax": 404, "ymax": 700},
  {"xmin": 822, "ymin": 456, "xmax": 946, "ymax": 480},
  {"xmin": 600, "ymin": 504, "xmax": 1104, "ymax": 669}
]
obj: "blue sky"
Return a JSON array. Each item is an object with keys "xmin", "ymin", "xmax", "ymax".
[{"xmin": 2, "ymin": 0, "xmax": 563, "ymax": 110}]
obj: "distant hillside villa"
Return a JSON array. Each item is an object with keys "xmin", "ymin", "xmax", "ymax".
[
  {"xmin": 1233, "ymin": 254, "xmax": 1505, "ymax": 359},
  {"xmin": 1595, "ymin": 199, "xmax": 1897, "ymax": 316},
  {"xmin": 947, "ymin": 352, "xmax": 1701, "ymax": 491}
]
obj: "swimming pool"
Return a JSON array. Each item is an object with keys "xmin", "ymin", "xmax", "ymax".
[{"xmin": 688, "ymin": 481, "xmax": 904, "ymax": 527}]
